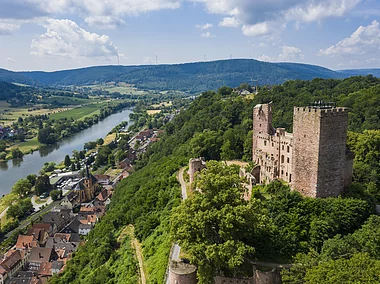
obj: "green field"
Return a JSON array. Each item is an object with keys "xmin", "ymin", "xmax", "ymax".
[
  {"xmin": 85, "ymin": 84, "xmax": 148, "ymax": 95},
  {"xmin": 49, "ymin": 103, "xmax": 105, "ymax": 120},
  {"xmin": 8, "ymin": 137, "xmax": 41, "ymax": 154},
  {"xmin": 42, "ymin": 96, "xmax": 97, "ymax": 105}
]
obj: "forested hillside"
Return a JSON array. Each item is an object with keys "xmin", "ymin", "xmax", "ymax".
[
  {"xmin": 52, "ymin": 75, "xmax": 380, "ymax": 283},
  {"xmin": 1, "ymin": 59, "xmax": 377, "ymax": 93}
]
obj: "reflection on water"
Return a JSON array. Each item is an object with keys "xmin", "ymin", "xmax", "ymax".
[
  {"xmin": 0, "ymin": 108, "xmax": 133, "ymax": 196},
  {"xmin": 0, "ymin": 162, "xmax": 8, "ymax": 171},
  {"xmin": 39, "ymin": 143, "xmax": 61, "ymax": 157},
  {"xmin": 11, "ymin": 158, "xmax": 23, "ymax": 167}
]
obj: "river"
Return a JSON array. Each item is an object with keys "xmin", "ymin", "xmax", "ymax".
[{"xmin": 0, "ymin": 108, "xmax": 133, "ymax": 196}]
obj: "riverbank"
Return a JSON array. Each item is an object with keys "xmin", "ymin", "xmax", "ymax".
[
  {"xmin": 1, "ymin": 100, "xmax": 133, "ymax": 162},
  {"xmin": 0, "ymin": 108, "xmax": 134, "ymax": 196}
]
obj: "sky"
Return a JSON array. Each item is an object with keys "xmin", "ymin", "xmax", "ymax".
[{"xmin": 0, "ymin": 0, "xmax": 380, "ymax": 71}]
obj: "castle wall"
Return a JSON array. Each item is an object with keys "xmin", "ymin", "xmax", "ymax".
[
  {"xmin": 316, "ymin": 108, "xmax": 349, "ymax": 197},
  {"xmin": 253, "ymin": 104, "xmax": 293, "ymax": 184},
  {"xmin": 254, "ymin": 104, "xmax": 352, "ymax": 198},
  {"xmin": 292, "ymin": 107, "xmax": 349, "ymax": 197},
  {"xmin": 168, "ymin": 261, "xmax": 197, "ymax": 284},
  {"xmin": 292, "ymin": 107, "xmax": 322, "ymax": 197},
  {"xmin": 189, "ymin": 158, "xmax": 206, "ymax": 184}
]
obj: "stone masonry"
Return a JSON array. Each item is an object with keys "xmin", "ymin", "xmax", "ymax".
[{"xmin": 252, "ymin": 102, "xmax": 353, "ymax": 198}]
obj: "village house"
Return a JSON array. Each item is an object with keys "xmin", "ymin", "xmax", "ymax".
[
  {"xmin": 0, "ymin": 250, "xmax": 26, "ymax": 284},
  {"xmin": 28, "ymin": 248, "xmax": 58, "ymax": 272},
  {"xmin": 42, "ymin": 211, "xmax": 72, "ymax": 234},
  {"xmin": 15, "ymin": 235, "xmax": 39, "ymax": 251}
]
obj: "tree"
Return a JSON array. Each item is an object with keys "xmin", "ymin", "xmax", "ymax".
[
  {"xmin": 189, "ymin": 130, "xmax": 222, "ymax": 161},
  {"xmin": 7, "ymin": 198, "xmax": 33, "ymax": 220},
  {"xmin": 50, "ymin": 190, "xmax": 62, "ymax": 201},
  {"xmin": 12, "ymin": 179, "xmax": 32, "ymax": 197},
  {"xmin": 42, "ymin": 162, "xmax": 56, "ymax": 173},
  {"xmin": 84, "ymin": 141, "xmax": 97, "ymax": 150},
  {"xmin": 35, "ymin": 175, "xmax": 52, "ymax": 196},
  {"xmin": 64, "ymin": 155, "xmax": 71, "ymax": 167},
  {"xmin": 96, "ymin": 138, "xmax": 104, "ymax": 145},
  {"xmin": 171, "ymin": 161, "xmax": 267, "ymax": 283},
  {"xmin": 0, "ymin": 141, "xmax": 7, "ymax": 152},
  {"xmin": 79, "ymin": 151, "xmax": 85, "ymax": 160},
  {"xmin": 11, "ymin": 148, "xmax": 23, "ymax": 159},
  {"xmin": 304, "ymin": 253, "xmax": 380, "ymax": 284},
  {"xmin": 26, "ymin": 174, "xmax": 37, "ymax": 186}
]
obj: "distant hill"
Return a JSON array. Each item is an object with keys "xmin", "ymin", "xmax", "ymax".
[
  {"xmin": 0, "ymin": 68, "xmax": 36, "ymax": 85},
  {"xmin": 337, "ymin": 68, "xmax": 380, "ymax": 77},
  {"xmin": 0, "ymin": 59, "xmax": 378, "ymax": 93}
]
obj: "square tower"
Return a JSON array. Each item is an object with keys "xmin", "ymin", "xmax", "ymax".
[{"xmin": 292, "ymin": 105, "xmax": 350, "ymax": 197}]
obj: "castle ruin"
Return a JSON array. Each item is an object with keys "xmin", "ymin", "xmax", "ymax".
[{"xmin": 252, "ymin": 102, "xmax": 354, "ymax": 198}]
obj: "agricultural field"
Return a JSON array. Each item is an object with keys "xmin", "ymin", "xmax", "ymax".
[
  {"xmin": 85, "ymin": 83, "xmax": 149, "ymax": 95},
  {"xmin": 0, "ymin": 101, "xmax": 69, "ymax": 126},
  {"xmin": 147, "ymin": 110, "xmax": 161, "ymax": 115},
  {"xmin": 48, "ymin": 102, "xmax": 105, "ymax": 120},
  {"xmin": 42, "ymin": 95, "xmax": 98, "ymax": 106},
  {"xmin": 151, "ymin": 101, "xmax": 173, "ymax": 108},
  {"xmin": 7, "ymin": 137, "xmax": 41, "ymax": 155}
]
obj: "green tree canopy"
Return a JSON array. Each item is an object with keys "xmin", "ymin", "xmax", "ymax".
[
  {"xmin": 171, "ymin": 161, "xmax": 268, "ymax": 283},
  {"xmin": 64, "ymin": 155, "xmax": 71, "ymax": 167},
  {"xmin": 12, "ymin": 179, "xmax": 32, "ymax": 198},
  {"xmin": 35, "ymin": 175, "xmax": 52, "ymax": 196}
]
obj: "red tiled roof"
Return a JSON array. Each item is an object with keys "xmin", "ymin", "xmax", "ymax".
[
  {"xmin": 15, "ymin": 235, "xmax": 38, "ymax": 250},
  {"xmin": 38, "ymin": 262, "xmax": 52, "ymax": 276}
]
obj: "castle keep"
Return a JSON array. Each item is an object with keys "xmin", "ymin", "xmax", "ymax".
[{"xmin": 252, "ymin": 103, "xmax": 354, "ymax": 198}]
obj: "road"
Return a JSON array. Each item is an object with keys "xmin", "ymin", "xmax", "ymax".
[
  {"xmin": 166, "ymin": 167, "xmax": 188, "ymax": 284},
  {"xmin": 177, "ymin": 167, "xmax": 187, "ymax": 200},
  {"xmin": 4, "ymin": 199, "xmax": 60, "ymax": 239},
  {"xmin": 31, "ymin": 196, "xmax": 53, "ymax": 211}
]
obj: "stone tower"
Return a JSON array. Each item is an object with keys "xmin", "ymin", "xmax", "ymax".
[
  {"xmin": 252, "ymin": 103, "xmax": 275, "ymax": 152},
  {"xmin": 292, "ymin": 105, "xmax": 351, "ymax": 198}
]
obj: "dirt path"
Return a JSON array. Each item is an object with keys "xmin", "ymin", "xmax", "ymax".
[
  {"xmin": 119, "ymin": 225, "xmax": 146, "ymax": 284},
  {"xmin": 177, "ymin": 167, "xmax": 187, "ymax": 200}
]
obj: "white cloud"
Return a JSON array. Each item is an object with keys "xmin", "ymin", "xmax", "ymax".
[
  {"xmin": 319, "ymin": 20, "xmax": 380, "ymax": 56},
  {"xmin": 192, "ymin": 0, "xmax": 361, "ymax": 36},
  {"xmin": 278, "ymin": 46, "xmax": 304, "ymax": 61},
  {"xmin": 6, "ymin": 57, "xmax": 16, "ymax": 63},
  {"xmin": 0, "ymin": 0, "xmax": 181, "ymax": 29},
  {"xmin": 201, "ymin": 31, "xmax": 216, "ymax": 38},
  {"xmin": 219, "ymin": 17, "xmax": 239, "ymax": 28},
  {"xmin": 196, "ymin": 23, "xmax": 213, "ymax": 29},
  {"xmin": 285, "ymin": 0, "xmax": 361, "ymax": 22},
  {"xmin": 0, "ymin": 21, "xmax": 21, "ymax": 35},
  {"xmin": 252, "ymin": 42, "xmax": 267, "ymax": 48},
  {"xmin": 242, "ymin": 22, "xmax": 270, "ymax": 37},
  {"xmin": 30, "ymin": 19, "xmax": 119, "ymax": 59},
  {"xmin": 84, "ymin": 16, "xmax": 126, "ymax": 29},
  {"xmin": 258, "ymin": 45, "xmax": 304, "ymax": 62}
]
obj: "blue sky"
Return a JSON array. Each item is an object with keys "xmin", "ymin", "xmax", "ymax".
[{"xmin": 0, "ymin": 0, "xmax": 379, "ymax": 71}]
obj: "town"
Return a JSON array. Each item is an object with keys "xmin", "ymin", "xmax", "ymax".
[{"xmin": 0, "ymin": 126, "xmax": 163, "ymax": 284}]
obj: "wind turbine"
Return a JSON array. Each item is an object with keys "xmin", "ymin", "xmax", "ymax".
[
  {"xmin": 204, "ymin": 54, "xmax": 207, "ymax": 62},
  {"xmin": 117, "ymin": 54, "xmax": 120, "ymax": 67},
  {"xmin": 154, "ymin": 54, "xmax": 158, "ymax": 64}
]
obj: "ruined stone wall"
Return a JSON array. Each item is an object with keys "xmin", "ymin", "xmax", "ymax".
[
  {"xmin": 189, "ymin": 158, "xmax": 206, "ymax": 184},
  {"xmin": 253, "ymin": 268, "xmax": 281, "ymax": 284},
  {"xmin": 168, "ymin": 261, "xmax": 197, "ymax": 284},
  {"xmin": 214, "ymin": 276, "xmax": 253, "ymax": 284},
  {"xmin": 252, "ymin": 103, "xmax": 293, "ymax": 184}
]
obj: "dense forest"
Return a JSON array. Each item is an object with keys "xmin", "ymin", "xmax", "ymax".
[
  {"xmin": 0, "ymin": 59, "xmax": 379, "ymax": 93},
  {"xmin": 52, "ymin": 75, "xmax": 380, "ymax": 283}
]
